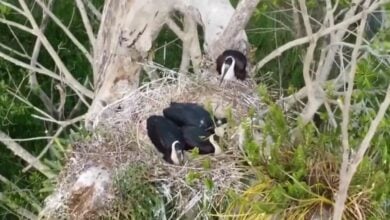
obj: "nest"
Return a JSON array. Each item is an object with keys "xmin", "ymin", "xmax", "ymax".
[{"xmin": 45, "ymin": 68, "xmax": 265, "ymax": 219}]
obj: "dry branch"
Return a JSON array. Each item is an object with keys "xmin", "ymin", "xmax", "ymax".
[
  {"xmin": 75, "ymin": 0, "xmax": 96, "ymax": 54},
  {"xmin": 18, "ymin": 0, "xmax": 94, "ymax": 99},
  {"xmin": 252, "ymin": 0, "xmax": 387, "ymax": 73},
  {"xmin": 0, "ymin": 130, "xmax": 55, "ymax": 179},
  {"xmin": 333, "ymin": 1, "xmax": 370, "ymax": 219},
  {"xmin": 29, "ymin": 0, "xmax": 56, "ymax": 116},
  {"xmin": 209, "ymin": 0, "xmax": 260, "ymax": 58}
]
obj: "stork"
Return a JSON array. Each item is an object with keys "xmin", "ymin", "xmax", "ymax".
[{"xmin": 216, "ymin": 49, "xmax": 247, "ymax": 85}]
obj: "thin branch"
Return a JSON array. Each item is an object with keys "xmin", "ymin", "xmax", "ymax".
[
  {"xmin": 0, "ymin": 174, "xmax": 41, "ymax": 212},
  {"xmin": 18, "ymin": 0, "xmax": 94, "ymax": 98},
  {"xmin": 29, "ymin": 0, "xmax": 56, "ymax": 116},
  {"xmin": 166, "ymin": 18, "xmax": 186, "ymax": 41},
  {"xmin": 0, "ymin": 1, "xmax": 25, "ymax": 14},
  {"xmin": 252, "ymin": 0, "xmax": 387, "ymax": 73},
  {"xmin": 75, "ymin": 0, "xmax": 96, "ymax": 54},
  {"xmin": 333, "ymin": 1, "xmax": 370, "ymax": 219},
  {"xmin": 0, "ymin": 130, "xmax": 55, "ymax": 179},
  {"xmin": 0, "ymin": 192, "xmax": 38, "ymax": 220},
  {"xmin": 211, "ymin": 0, "xmax": 261, "ymax": 57},
  {"xmin": 291, "ymin": 0, "xmax": 302, "ymax": 38},
  {"xmin": 23, "ymin": 126, "xmax": 64, "ymax": 173},
  {"xmin": 82, "ymin": 0, "xmax": 101, "ymax": 20},
  {"xmin": 34, "ymin": 0, "xmax": 93, "ymax": 63},
  {"xmin": 0, "ymin": 50, "xmax": 63, "ymax": 81}
]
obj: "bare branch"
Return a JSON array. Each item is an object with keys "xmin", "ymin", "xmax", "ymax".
[
  {"xmin": 0, "ymin": 174, "xmax": 41, "ymax": 212},
  {"xmin": 29, "ymin": 0, "xmax": 57, "ymax": 116},
  {"xmin": 82, "ymin": 0, "xmax": 101, "ymax": 20},
  {"xmin": 34, "ymin": 0, "xmax": 93, "ymax": 63},
  {"xmin": 333, "ymin": 1, "xmax": 370, "ymax": 219},
  {"xmin": 75, "ymin": 0, "xmax": 96, "ymax": 54},
  {"xmin": 18, "ymin": 0, "xmax": 94, "ymax": 98},
  {"xmin": 291, "ymin": 0, "xmax": 303, "ymax": 38},
  {"xmin": 0, "ymin": 130, "xmax": 55, "ymax": 179},
  {"xmin": 252, "ymin": 0, "xmax": 387, "ymax": 73},
  {"xmin": 0, "ymin": 192, "xmax": 38, "ymax": 220},
  {"xmin": 23, "ymin": 126, "xmax": 64, "ymax": 173},
  {"xmin": 211, "ymin": 0, "xmax": 260, "ymax": 57}
]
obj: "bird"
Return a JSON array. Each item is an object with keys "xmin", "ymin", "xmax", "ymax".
[
  {"xmin": 181, "ymin": 126, "xmax": 222, "ymax": 155},
  {"xmin": 146, "ymin": 115, "xmax": 185, "ymax": 165},
  {"xmin": 163, "ymin": 102, "xmax": 226, "ymax": 134},
  {"xmin": 216, "ymin": 49, "xmax": 247, "ymax": 85}
]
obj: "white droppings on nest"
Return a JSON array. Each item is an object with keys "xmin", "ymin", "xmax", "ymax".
[{"xmin": 71, "ymin": 166, "xmax": 111, "ymax": 196}]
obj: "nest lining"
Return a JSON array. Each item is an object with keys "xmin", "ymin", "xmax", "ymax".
[{"xmin": 46, "ymin": 70, "xmax": 264, "ymax": 219}]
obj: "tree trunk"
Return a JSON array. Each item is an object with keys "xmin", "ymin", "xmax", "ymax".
[{"xmin": 41, "ymin": 0, "xmax": 251, "ymax": 218}]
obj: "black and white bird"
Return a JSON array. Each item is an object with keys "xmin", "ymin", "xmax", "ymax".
[
  {"xmin": 146, "ymin": 115, "xmax": 185, "ymax": 165},
  {"xmin": 216, "ymin": 49, "xmax": 248, "ymax": 85},
  {"xmin": 163, "ymin": 102, "xmax": 226, "ymax": 133},
  {"xmin": 181, "ymin": 126, "xmax": 222, "ymax": 155}
]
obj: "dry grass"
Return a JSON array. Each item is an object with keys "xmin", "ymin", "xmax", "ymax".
[{"xmin": 44, "ymin": 66, "xmax": 265, "ymax": 219}]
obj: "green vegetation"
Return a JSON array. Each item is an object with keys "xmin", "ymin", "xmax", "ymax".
[{"xmin": 1, "ymin": 0, "xmax": 389, "ymax": 219}]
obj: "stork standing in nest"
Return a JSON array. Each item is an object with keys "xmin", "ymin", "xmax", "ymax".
[{"xmin": 216, "ymin": 50, "xmax": 248, "ymax": 85}]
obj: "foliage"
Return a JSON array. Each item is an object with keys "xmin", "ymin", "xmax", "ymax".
[
  {"xmin": 107, "ymin": 164, "xmax": 165, "ymax": 220},
  {"xmin": 221, "ymin": 55, "xmax": 390, "ymax": 218},
  {"xmin": 0, "ymin": 0, "xmax": 389, "ymax": 219}
]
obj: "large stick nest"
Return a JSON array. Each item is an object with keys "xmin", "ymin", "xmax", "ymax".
[{"xmin": 44, "ymin": 68, "xmax": 266, "ymax": 219}]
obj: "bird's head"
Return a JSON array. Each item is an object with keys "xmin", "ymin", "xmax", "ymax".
[{"xmin": 219, "ymin": 56, "xmax": 236, "ymax": 85}]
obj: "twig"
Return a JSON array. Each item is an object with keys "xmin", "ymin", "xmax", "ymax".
[
  {"xmin": 18, "ymin": 0, "xmax": 94, "ymax": 99},
  {"xmin": 34, "ymin": 0, "xmax": 93, "ymax": 63},
  {"xmin": 211, "ymin": 0, "xmax": 261, "ymax": 57},
  {"xmin": 291, "ymin": 0, "xmax": 302, "ymax": 38},
  {"xmin": 82, "ymin": 0, "xmax": 101, "ymax": 20},
  {"xmin": 298, "ymin": 0, "xmax": 322, "ymax": 123},
  {"xmin": 252, "ymin": 0, "xmax": 387, "ymax": 73},
  {"xmin": 0, "ymin": 130, "xmax": 55, "ymax": 178},
  {"xmin": 0, "ymin": 1, "xmax": 24, "ymax": 14},
  {"xmin": 0, "ymin": 192, "xmax": 38, "ymax": 220},
  {"xmin": 333, "ymin": 1, "xmax": 370, "ymax": 219},
  {"xmin": 75, "ymin": 0, "xmax": 96, "ymax": 54},
  {"xmin": 23, "ymin": 126, "xmax": 64, "ymax": 173},
  {"xmin": 0, "ymin": 174, "xmax": 41, "ymax": 212},
  {"xmin": 29, "ymin": 0, "xmax": 56, "ymax": 116}
]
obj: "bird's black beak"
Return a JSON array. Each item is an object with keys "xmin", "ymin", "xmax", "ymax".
[{"xmin": 219, "ymin": 62, "xmax": 231, "ymax": 85}]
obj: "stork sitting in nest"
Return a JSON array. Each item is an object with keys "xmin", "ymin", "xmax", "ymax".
[{"xmin": 147, "ymin": 102, "xmax": 227, "ymax": 164}]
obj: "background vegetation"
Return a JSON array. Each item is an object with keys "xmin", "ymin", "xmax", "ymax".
[{"xmin": 0, "ymin": 0, "xmax": 389, "ymax": 219}]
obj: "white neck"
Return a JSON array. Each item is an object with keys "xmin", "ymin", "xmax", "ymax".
[
  {"xmin": 222, "ymin": 56, "xmax": 236, "ymax": 81},
  {"xmin": 209, "ymin": 134, "xmax": 222, "ymax": 155},
  {"xmin": 170, "ymin": 140, "xmax": 180, "ymax": 165}
]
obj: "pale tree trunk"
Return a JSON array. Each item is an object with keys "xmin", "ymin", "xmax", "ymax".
[{"xmin": 84, "ymin": 0, "xmax": 251, "ymax": 130}]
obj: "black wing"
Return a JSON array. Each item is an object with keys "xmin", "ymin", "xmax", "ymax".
[
  {"xmin": 182, "ymin": 126, "xmax": 215, "ymax": 154},
  {"xmin": 146, "ymin": 115, "xmax": 184, "ymax": 154},
  {"xmin": 163, "ymin": 103, "xmax": 214, "ymax": 130}
]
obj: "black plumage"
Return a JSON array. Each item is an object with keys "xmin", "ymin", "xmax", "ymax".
[
  {"xmin": 181, "ymin": 126, "xmax": 221, "ymax": 155},
  {"xmin": 163, "ymin": 102, "xmax": 225, "ymax": 132},
  {"xmin": 146, "ymin": 115, "xmax": 185, "ymax": 164},
  {"xmin": 216, "ymin": 49, "xmax": 247, "ymax": 84}
]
